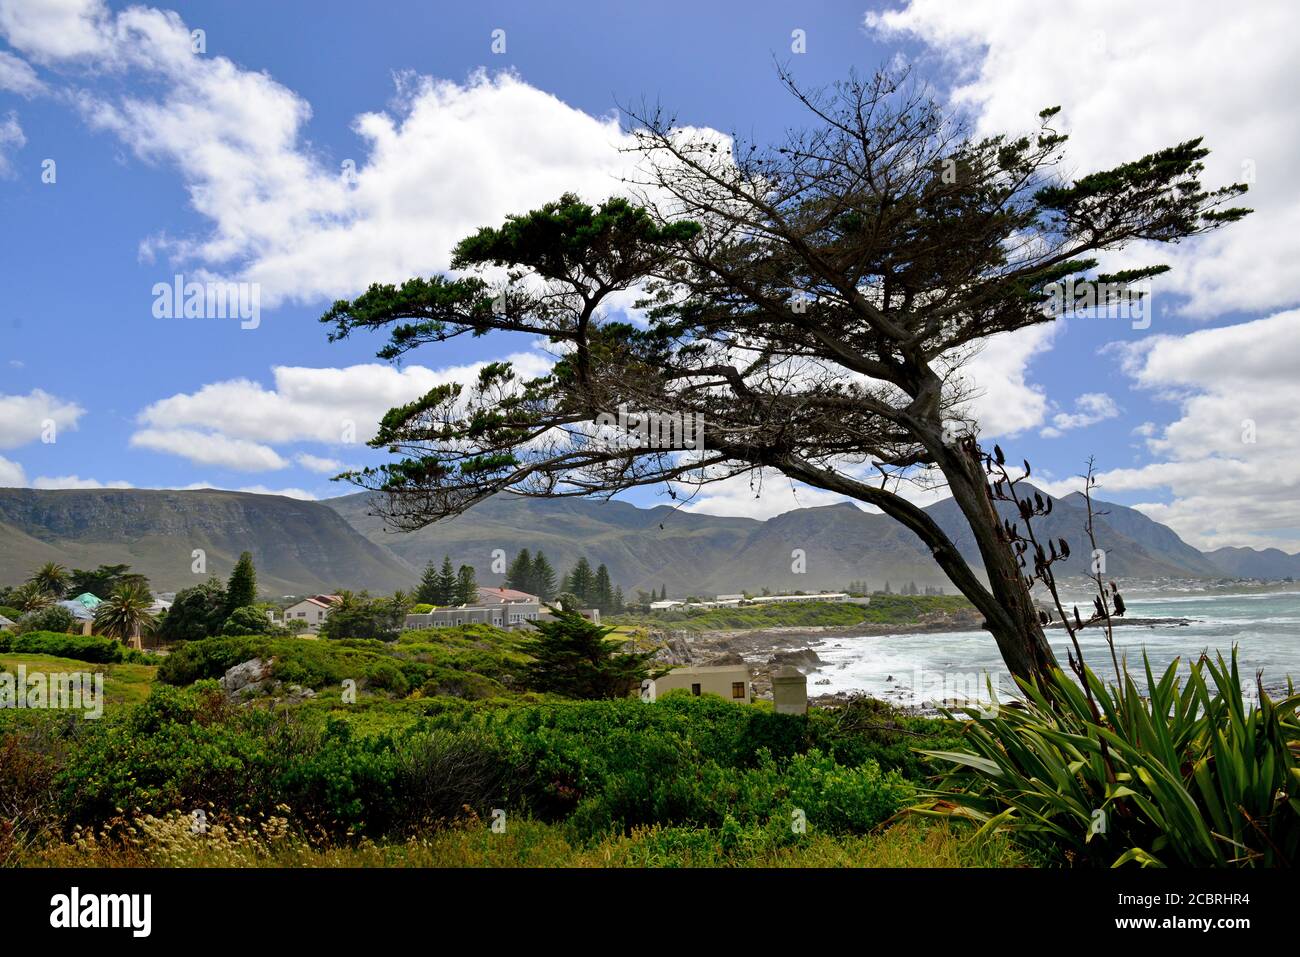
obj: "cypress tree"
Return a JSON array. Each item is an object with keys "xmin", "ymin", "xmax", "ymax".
[
  {"xmin": 505, "ymin": 548, "xmax": 534, "ymax": 595},
  {"xmin": 415, "ymin": 561, "xmax": 441, "ymax": 604},
  {"xmin": 531, "ymin": 551, "xmax": 557, "ymax": 602},
  {"xmin": 224, "ymin": 551, "xmax": 257, "ymax": 616},
  {"xmin": 594, "ymin": 563, "xmax": 613, "ymax": 612},
  {"xmin": 566, "ymin": 557, "xmax": 596, "ymax": 607},
  {"xmin": 455, "ymin": 564, "xmax": 479, "ymax": 605},
  {"xmin": 436, "ymin": 555, "xmax": 458, "ymax": 605}
]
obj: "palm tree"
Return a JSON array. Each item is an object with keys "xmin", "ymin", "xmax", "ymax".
[
  {"xmin": 10, "ymin": 581, "xmax": 56, "ymax": 613},
  {"xmin": 28, "ymin": 562, "xmax": 69, "ymax": 598},
  {"xmin": 94, "ymin": 582, "xmax": 157, "ymax": 647}
]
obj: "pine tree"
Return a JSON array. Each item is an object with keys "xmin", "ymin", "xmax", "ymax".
[
  {"xmin": 435, "ymin": 555, "xmax": 458, "ymax": 605},
  {"xmin": 612, "ymin": 585, "xmax": 625, "ymax": 615},
  {"xmin": 415, "ymin": 561, "xmax": 441, "ymax": 604},
  {"xmin": 455, "ymin": 564, "xmax": 479, "ymax": 605},
  {"xmin": 594, "ymin": 564, "xmax": 614, "ymax": 612},
  {"xmin": 565, "ymin": 557, "xmax": 596, "ymax": 607},
  {"xmin": 520, "ymin": 608, "xmax": 658, "ymax": 699},
  {"xmin": 224, "ymin": 551, "xmax": 257, "ymax": 617},
  {"xmin": 660, "ymin": 584, "xmax": 668, "ymax": 601},
  {"xmin": 531, "ymin": 551, "xmax": 557, "ymax": 602},
  {"xmin": 505, "ymin": 548, "xmax": 534, "ymax": 595}
]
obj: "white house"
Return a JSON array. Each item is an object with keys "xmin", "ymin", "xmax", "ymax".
[
  {"xmin": 282, "ymin": 595, "xmax": 341, "ymax": 631},
  {"xmin": 749, "ymin": 592, "xmax": 849, "ymax": 605},
  {"xmin": 649, "ymin": 599, "xmax": 684, "ymax": 611},
  {"xmin": 642, "ymin": 664, "xmax": 752, "ymax": 703}
]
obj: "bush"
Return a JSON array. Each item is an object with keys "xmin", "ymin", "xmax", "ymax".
[
  {"xmin": 222, "ymin": 605, "xmax": 275, "ymax": 636},
  {"xmin": 0, "ymin": 630, "xmax": 132, "ymax": 663},
  {"xmin": 13, "ymin": 605, "xmax": 78, "ymax": 636},
  {"xmin": 915, "ymin": 651, "xmax": 1300, "ymax": 867}
]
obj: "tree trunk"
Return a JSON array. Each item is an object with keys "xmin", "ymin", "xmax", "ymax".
[{"xmin": 935, "ymin": 442, "xmax": 1059, "ymax": 683}]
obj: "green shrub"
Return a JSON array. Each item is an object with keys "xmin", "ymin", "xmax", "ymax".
[
  {"xmin": 914, "ymin": 651, "xmax": 1300, "ymax": 867},
  {"xmin": 0, "ymin": 630, "xmax": 129, "ymax": 663},
  {"xmin": 222, "ymin": 605, "xmax": 275, "ymax": 636},
  {"xmin": 13, "ymin": 606, "xmax": 78, "ymax": 636}
]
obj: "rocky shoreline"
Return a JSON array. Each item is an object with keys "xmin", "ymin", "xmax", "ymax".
[{"xmin": 649, "ymin": 611, "xmax": 1199, "ymax": 705}]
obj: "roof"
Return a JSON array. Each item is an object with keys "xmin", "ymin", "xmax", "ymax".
[
  {"xmin": 0, "ymin": 614, "xmax": 14, "ymax": 628},
  {"xmin": 69, "ymin": 592, "xmax": 102, "ymax": 609},
  {"xmin": 476, "ymin": 586, "xmax": 538, "ymax": 603},
  {"xmin": 57, "ymin": 600, "xmax": 95, "ymax": 621}
]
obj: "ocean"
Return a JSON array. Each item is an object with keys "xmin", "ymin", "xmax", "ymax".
[{"xmin": 805, "ymin": 589, "xmax": 1300, "ymax": 707}]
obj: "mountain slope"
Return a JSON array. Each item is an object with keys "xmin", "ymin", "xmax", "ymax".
[{"xmin": 0, "ymin": 488, "xmax": 415, "ymax": 595}]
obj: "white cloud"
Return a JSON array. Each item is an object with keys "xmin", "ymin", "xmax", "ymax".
[
  {"xmin": 866, "ymin": 0, "xmax": 1300, "ymax": 318},
  {"xmin": 0, "ymin": 110, "xmax": 24, "ymax": 177},
  {"xmin": 678, "ymin": 469, "xmax": 857, "ymax": 520},
  {"xmin": 0, "ymin": 389, "xmax": 83, "ymax": 448},
  {"xmin": 137, "ymin": 352, "xmax": 551, "ymax": 445},
  {"xmin": 0, "ymin": 1, "xmax": 649, "ymax": 306},
  {"xmin": 0, "ymin": 453, "xmax": 24, "ymax": 486},
  {"xmin": 0, "ymin": 0, "xmax": 111, "ymax": 62},
  {"xmin": 294, "ymin": 453, "xmax": 345, "ymax": 475},
  {"xmin": 0, "ymin": 50, "xmax": 43, "ymax": 95},
  {"xmin": 129, "ymin": 428, "xmax": 288, "ymax": 471},
  {"xmin": 1063, "ymin": 309, "xmax": 1300, "ymax": 549},
  {"xmin": 951, "ymin": 324, "xmax": 1060, "ymax": 437},
  {"xmin": 32, "ymin": 474, "xmax": 133, "ymax": 490},
  {"xmin": 1040, "ymin": 392, "xmax": 1120, "ymax": 438}
]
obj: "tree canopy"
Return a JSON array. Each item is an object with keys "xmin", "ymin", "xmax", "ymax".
[{"xmin": 321, "ymin": 68, "xmax": 1249, "ymax": 682}]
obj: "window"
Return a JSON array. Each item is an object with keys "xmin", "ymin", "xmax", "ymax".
[
  {"xmin": 691, "ymin": 683, "xmax": 701, "ymax": 696},
  {"xmin": 732, "ymin": 682, "xmax": 745, "ymax": 699}
]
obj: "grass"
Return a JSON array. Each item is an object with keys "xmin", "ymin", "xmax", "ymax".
[
  {"xmin": 0, "ymin": 653, "xmax": 157, "ymax": 711},
  {"xmin": 22, "ymin": 812, "xmax": 1028, "ymax": 868},
  {"xmin": 609, "ymin": 594, "xmax": 975, "ymax": 633}
]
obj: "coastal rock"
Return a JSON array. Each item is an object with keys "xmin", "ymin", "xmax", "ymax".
[
  {"xmin": 768, "ymin": 648, "xmax": 822, "ymax": 673},
  {"xmin": 221, "ymin": 658, "xmax": 272, "ymax": 698}
]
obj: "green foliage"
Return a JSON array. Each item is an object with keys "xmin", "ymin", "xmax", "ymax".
[
  {"xmin": 223, "ymin": 551, "xmax": 257, "ymax": 616},
  {"xmin": 27, "ymin": 562, "xmax": 69, "ymax": 598},
  {"xmin": 13, "ymin": 604, "xmax": 77, "ymax": 635},
  {"xmin": 520, "ymin": 608, "xmax": 657, "ymax": 699},
  {"xmin": 611, "ymin": 594, "xmax": 973, "ymax": 632},
  {"xmin": 93, "ymin": 581, "xmax": 157, "ymax": 642},
  {"xmin": 0, "ymin": 606, "xmax": 21, "ymax": 622},
  {"xmin": 157, "ymin": 578, "xmax": 227, "ymax": 644},
  {"xmin": 67, "ymin": 564, "xmax": 148, "ymax": 600},
  {"xmin": 915, "ymin": 650, "xmax": 1300, "ymax": 867},
  {"xmin": 319, "ymin": 590, "xmax": 407, "ymax": 642},
  {"xmin": 0, "ymin": 630, "xmax": 156, "ymax": 664},
  {"xmin": 222, "ymin": 605, "xmax": 274, "ymax": 636},
  {"xmin": 454, "ymin": 564, "xmax": 478, "ymax": 605}
]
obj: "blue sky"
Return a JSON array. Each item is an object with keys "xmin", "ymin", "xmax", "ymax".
[{"xmin": 1, "ymin": 0, "xmax": 1297, "ymax": 551}]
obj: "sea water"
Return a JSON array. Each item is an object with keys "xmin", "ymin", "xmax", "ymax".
[{"xmin": 806, "ymin": 590, "xmax": 1300, "ymax": 707}]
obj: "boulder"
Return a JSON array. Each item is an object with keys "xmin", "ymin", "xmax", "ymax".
[{"xmin": 221, "ymin": 658, "xmax": 272, "ymax": 697}]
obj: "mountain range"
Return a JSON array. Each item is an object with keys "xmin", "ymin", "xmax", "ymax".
[{"xmin": 0, "ymin": 485, "xmax": 1294, "ymax": 596}]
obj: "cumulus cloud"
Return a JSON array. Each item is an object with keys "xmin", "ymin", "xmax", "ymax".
[
  {"xmin": 867, "ymin": 0, "xmax": 1300, "ymax": 318},
  {"xmin": 950, "ymin": 324, "xmax": 1061, "ymax": 437},
  {"xmin": 294, "ymin": 453, "xmax": 346, "ymax": 475},
  {"xmin": 0, "ymin": 1, "xmax": 646, "ymax": 306},
  {"xmin": 1054, "ymin": 309, "xmax": 1300, "ymax": 550},
  {"xmin": 0, "ymin": 453, "xmax": 24, "ymax": 486},
  {"xmin": 130, "ymin": 351, "xmax": 554, "ymax": 471},
  {"xmin": 1040, "ymin": 392, "xmax": 1120, "ymax": 438},
  {"xmin": 130, "ymin": 428, "xmax": 288, "ymax": 472},
  {"xmin": 0, "ymin": 389, "xmax": 83, "ymax": 448}
]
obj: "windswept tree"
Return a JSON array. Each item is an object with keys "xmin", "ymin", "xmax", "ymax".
[{"xmin": 321, "ymin": 68, "xmax": 1249, "ymax": 683}]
